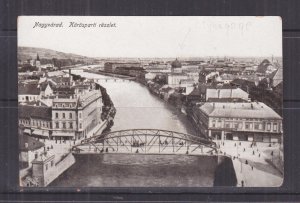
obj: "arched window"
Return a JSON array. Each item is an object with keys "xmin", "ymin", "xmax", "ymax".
[
  {"xmin": 62, "ymin": 113, "xmax": 65, "ymax": 119},
  {"xmin": 69, "ymin": 113, "xmax": 72, "ymax": 119}
]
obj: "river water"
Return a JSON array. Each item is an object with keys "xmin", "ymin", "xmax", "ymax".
[
  {"xmin": 50, "ymin": 70, "xmax": 236, "ymax": 187},
  {"xmin": 78, "ymin": 71, "xmax": 197, "ymax": 135}
]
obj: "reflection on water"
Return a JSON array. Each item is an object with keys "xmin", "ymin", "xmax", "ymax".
[{"xmin": 51, "ymin": 154, "xmax": 220, "ymax": 187}]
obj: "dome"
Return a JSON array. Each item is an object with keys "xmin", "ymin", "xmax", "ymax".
[{"xmin": 171, "ymin": 58, "xmax": 182, "ymax": 68}]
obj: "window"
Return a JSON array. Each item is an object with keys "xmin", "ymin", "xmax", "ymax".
[
  {"xmin": 273, "ymin": 123, "xmax": 278, "ymax": 131},
  {"xmin": 45, "ymin": 164, "xmax": 48, "ymax": 171},
  {"xmin": 55, "ymin": 113, "xmax": 58, "ymax": 118},
  {"xmin": 69, "ymin": 122, "xmax": 73, "ymax": 129},
  {"xmin": 80, "ymin": 123, "xmax": 82, "ymax": 129},
  {"xmin": 245, "ymin": 124, "xmax": 249, "ymax": 129},
  {"xmin": 55, "ymin": 122, "xmax": 59, "ymax": 128},
  {"xmin": 254, "ymin": 124, "xmax": 259, "ymax": 130},
  {"xmin": 234, "ymin": 123, "xmax": 238, "ymax": 129},
  {"xmin": 62, "ymin": 122, "xmax": 66, "ymax": 129},
  {"xmin": 267, "ymin": 123, "xmax": 271, "ymax": 131},
  {"xmin": 51, "ymin": 160, "xmax": 54, "ymax": 167},
  {"xmin": 79, "ymin": 113, "xmax": 82, "ymax": 119},
  {"xmin": 212, "ymin": 121, "xmax": 216, "ymax": 128},
  {"xmin": 69, "ymin": 113, "xmax": 72, "ymax": 119},
  {"xmin": 62, "ymin": 113, "xmax": 65, "ymax": 119},
  {"xmin": 225, "ymin": 123, "xmax": 230, "ymax": 128}
]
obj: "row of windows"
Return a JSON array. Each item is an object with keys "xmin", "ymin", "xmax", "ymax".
[
  {"xmin": 54, "ymin": 103, "xmax": 75, "ymax": 108},
  {"xmin": 55, "ymin": 112, "xmax": 81, "ymax": 119},
  {"xmin": 55, "ymin": 122, "xmax": 74, "ymax": 129},
  {"xmin": 20, "ymin": 119, "xmax": 51, "ymax": 128},
  {"xmin": 211, "ymin": 121, "xmax": 279, "ymax": 132}
]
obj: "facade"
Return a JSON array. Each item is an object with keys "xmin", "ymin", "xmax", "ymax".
[
  {"xmin": 192, "ymin": 102, "xmax": 282, "ymax": 142},
  {"xmin": 167, "ymin": 73, "xmax": 188, "ymax": 86},
  {"xmin": 51, "ymin": 90, "xmax": 102, "ymax": 140},
  {"xmin": 19, "ymin": 105, "xmax": 53, "ymax": 139},
  {"xmin": 19, "ymin": 83, "xmax": 41, "ymax": 103},
  {"xmin": 19, "ymin": 73, "xmax": 103, "ymax": 141}
]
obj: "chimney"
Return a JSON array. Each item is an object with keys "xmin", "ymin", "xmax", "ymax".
[{"xmin": 69, "ymin": 69, "xmax": 73, "ymax": 84}]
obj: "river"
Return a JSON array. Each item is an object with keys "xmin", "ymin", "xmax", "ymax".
[
  {"xmin": 50, "ymin": 70, "xmax": 236, "ymax": 187},
  {"xmin": 73, "ymin": 70, "xmax": 197, "ymax": 134}
]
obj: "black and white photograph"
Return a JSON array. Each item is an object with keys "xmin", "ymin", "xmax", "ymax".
[{"xmin": 17, "ymin": 16, "xmax": 283, "ymax": 187}]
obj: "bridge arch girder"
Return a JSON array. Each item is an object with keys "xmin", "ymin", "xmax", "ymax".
[{"xmin": 73, "ymin": 129, "xmax": 217, "ymax": 155}]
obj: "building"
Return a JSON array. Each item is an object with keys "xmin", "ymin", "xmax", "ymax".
[
  {"xmin": 192, "ymin": 102, "xmax": 282, "ymax": 142},
  {"xmin": 199, "ymin": 70, "xmax": 219, "ymax": 84},
  {"xmin": 19, "ymin": 105, "xmax": 53, "ymax": 139},
  {"xmin": 104, "ymin": 62, "xmax": 141, "ymax": 73},
  {"xmin": 205, "ymin": 88, "xmax": 249, "ymax": 102},
  {"xmin": 18, "ymin": 83, "xmax": 41, "ymax": 103},
  {"xmin": 170, "ymin": 58, "xmax": 182, "ymax": 73},
  {"xmin": 51, "ymin": 90, "xmax": 102, "ymax": 140},
  {"xmin": 19, "ymin": 129, "xmax": 45, "ymax": 169},
  {"xmin": 167, "ymin": 73, "xmax": 188, "ymax": 86}
]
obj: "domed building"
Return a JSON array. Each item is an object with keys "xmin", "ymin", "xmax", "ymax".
[{"xmin": 171, "ymin": 58, "xmax": 182, "ymax": 73}]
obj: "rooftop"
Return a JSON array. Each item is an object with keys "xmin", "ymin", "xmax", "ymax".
[
  {"xmin": 199, "ymin": 102, "xmax": 282, "ymax": 120},
  {"xmin": 19, "ymin": 133, "xmax": 45, "ymax": 152},
  {"xmin": 19, "ymin": 105, "xmax": 52, "ymax": 120},
  {"xmin": 18, "ymin": 83, "xmax": 40, "ymax": 95}
]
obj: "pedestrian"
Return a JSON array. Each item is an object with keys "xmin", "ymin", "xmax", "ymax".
[
  {"xmin": 259, "ymin": 153, "xmax": 261, "ymax": 157},
  {"xmin": 243, "ymin": 148, "xmax": 245, "ymax": 152},
  {"xmin": 251, "ymin": 166, "xmax": 253, "ymax": 170},
  {"xmin": 234, "ymin": 143, "xmax": 236, "ymax": 147},
  {"xmin": 241, "ymin": 180, "xmax": 244, "ymax": 187},
  {"xmin": 245, "ymin": 160, "xmax": 248, "ymax": 165},
  {"xmin": 252, "ymin": 151, "xmax": 255, "ymax": 155}
]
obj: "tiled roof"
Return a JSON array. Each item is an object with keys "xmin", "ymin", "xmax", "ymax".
[
  {"xmin": 206, "ymin": 88, "xmax": 249, "ymax": 100},
  {"xmin": 18, "ymin": 83, "xmax": 40, "ymax": 95},
  {"xmin": 19, "ymin": 133, "xmax": 45, "ymax": 152},
  {"xmin": 18, "ymin": 105, "xmax": 52, "ymax": 120},
  {"xmin": 200, "ymin": 102, "xmax": 282, "ymax": 119}
]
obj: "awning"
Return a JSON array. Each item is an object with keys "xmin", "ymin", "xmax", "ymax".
[
  {"xmin": 23, "ymin": 129, "xmax": 31, "ymax": 134},
  {"xmin": 52, "ymin": 131, "xmax": 75, "ymax": 137},
  {"xmin": 32, "ymin": 129, "xmax": 49, "ymax": 137}
]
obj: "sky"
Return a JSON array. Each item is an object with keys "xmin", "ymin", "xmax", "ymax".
[{"xmin": 18, "ymin": 16, "xmax": 282, "ymax": 58}]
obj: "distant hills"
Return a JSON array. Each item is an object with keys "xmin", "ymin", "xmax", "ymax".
[{"xmin": 18, "ymin": 46, "xmax": 97, "ymax": 62}]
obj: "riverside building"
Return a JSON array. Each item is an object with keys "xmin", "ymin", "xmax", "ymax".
[{"xmin": 192, "ymin": 102, "xmax": 282, "ymax": 143}]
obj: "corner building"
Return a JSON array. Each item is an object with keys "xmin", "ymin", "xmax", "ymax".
[
  {"xmin": 51, "ymin": 90, "xmax": 102, "ymax": 140},
  {"xmin": 193, "ymin": 102, "xmax": 283, "ymax": 143}
]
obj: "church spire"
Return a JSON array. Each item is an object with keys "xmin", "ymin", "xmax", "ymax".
[{"xmin": 36, "ymin": 53, "xmax": 40, "ymax": 61}]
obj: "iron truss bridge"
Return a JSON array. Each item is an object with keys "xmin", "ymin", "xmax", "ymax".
[{"xmin": 72, "ymin": 129, "xmax": 217, "ymax": 155}]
